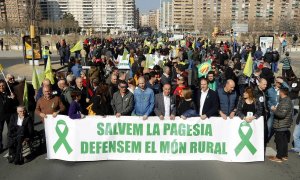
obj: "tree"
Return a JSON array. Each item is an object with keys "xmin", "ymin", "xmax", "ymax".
[{"xmin": 60, "ymin": 13, "xmax": 80, "ymax": 34}]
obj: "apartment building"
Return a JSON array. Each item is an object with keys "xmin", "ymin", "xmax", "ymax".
[
  {"xmin": 40, "ymin": 0, "xmax": 136, "ymax": 32},
  {"xmin": 172, "ymin": 0, "xmax": 194, "ymax": 33},
  {"xmin": 140, "ymin": 14, "xmax": 150, "ymax": 27},
  {"xmin": 194, "ymin": 0, "xmax": 300, "ymax": 33},
  {"xmin": 160, "ymin": 0, "xmax": 173, "ymax": 33}
]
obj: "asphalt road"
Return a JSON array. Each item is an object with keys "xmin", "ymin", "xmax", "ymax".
[{"xmin": 0, "ymin": 51, "xmax": 300, "ymax": 180}]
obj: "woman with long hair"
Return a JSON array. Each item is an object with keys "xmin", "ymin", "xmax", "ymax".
[{"xmin": 236, "ymin": 87, "xmax": 262, "ymax": 123}]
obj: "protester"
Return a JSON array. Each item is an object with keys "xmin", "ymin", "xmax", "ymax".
[
  {"xmin": 7, "ymin": 106, "xmax": 33, "ymax": 165},
  {"xmin": 111, "ymin": 80, "xmax": 134, "ymax": 117},
  {"xmin": 195, "ymin": 78, "xmax": 219, "ymax": 120},
  {"xmin": 57, "ymin": 79, "xmax": 73, "ymax": 114},
  {"xmin": 68, "ymin": 91, "xmax": 85, "ymax": 119},
  {"xmin": 177, "ymin": 87, "xmax": 197, "ymax": 120},
  {"xmin": 269, "ymin": 87, "xmax": 293, "ymax": 163},
  {"xmin": 0, "ymin": 80, "xmax": 17, "ymax": 152},
  {"xmin": 161, "ymin": 66, "xmax": 172, "ymax": 86},
  {"xmin": 133, "ymin": 77, "xmax": 154, "ymax": 120},
  {"xmin": 35, "ymin": 86, "xmax": 65, "ymax": 123},
  {"xmin": 266, "ymin": 77, "xmax": 289, "ymax": 141},
  {"xmin": 154, "ymin": 84, "xmax": 176, "ymax": 120},
  {"xmin": 280, "ymin": 52, "xmax": 293, "ymax": 80},
  {"xmin": 236, "ymin": 87, "xmax": 262, "ymax": 122},
  {"xmin": 217, "ymin": 79, "xmax": 238, "ymax": 120},
  {"xmin": 127, "ymin": 78, "xmax": 136, "ymax": 94},
  {"xmin": 91, "ymin": 84, "xmax": 111, "ymax": 116}
]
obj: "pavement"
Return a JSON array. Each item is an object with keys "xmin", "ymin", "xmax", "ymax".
[{"xmin": 0, "ymin": 50, "xmax": 300, "ymax": 180}]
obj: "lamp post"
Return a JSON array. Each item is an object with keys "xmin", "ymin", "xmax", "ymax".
[{"xmin": 30, "ymin": 0, "xmax": 35, "ymax": 66}]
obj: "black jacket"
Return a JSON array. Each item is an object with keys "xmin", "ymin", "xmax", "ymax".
[
  {"xmin": 194, "ymin": 89, "xmax": 219, "ymax": 118},
  {"xmin": 8, "ymin": 114, "xmax": 34, "ymax": 147}
]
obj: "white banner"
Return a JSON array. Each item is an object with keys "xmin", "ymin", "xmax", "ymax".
[{"xmin": 45, "ymin": 116, "xmax": 264, "ymax": 162}]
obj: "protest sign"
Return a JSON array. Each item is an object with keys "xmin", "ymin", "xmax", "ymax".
[{"xmin": 45, "ymin": 116, "xmax": 264, "ymax": 162}]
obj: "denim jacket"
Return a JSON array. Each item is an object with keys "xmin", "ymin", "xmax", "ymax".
[{"xmin": 133, "ymin": 87, "xmax": 155, "ymax": 116}]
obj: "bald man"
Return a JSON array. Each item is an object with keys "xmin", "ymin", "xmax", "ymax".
[
  {"xmin": 133, "ymin": 77, "xmax": 155, "ymax": 120},
  {"xmin": 35, "ymin": 86, "xmax": 65, "ymax": 123},
  {"xmin": 217, "ymin": 79, "xmax": 238, "ymax": 120}
]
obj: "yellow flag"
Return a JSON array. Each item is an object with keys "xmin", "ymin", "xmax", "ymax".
[
  {"xmin": 45, "ymin": 56, "xmax": 55, "ymax": 84},
  {"xmin": 243, "ymin": 54, "xmax": 253, "ymax": 77},
  {"xmin": 0, "ymin": 64, "xmax": 3, "ymax": 71},
  {"xmin": 148, "ymin": 45, "xmax": 153, "ymax": 54},
  {"xmin": 192, "ymin": 39, "xmax": 196, "ymax": 50},
  {"xmin": 23, "ymin": 81, "xmax": 28, "ymax": 111},
  {"xmin": 122, "ymin": 48, "xmax": 128, "ymax": 61},
  {"xmin": 32, "ymin": 66, "xmax": 41, "ymax": 90},
  {"xmin": 70, "ymin": 40, "xmax": 83, "ymax": 53}
]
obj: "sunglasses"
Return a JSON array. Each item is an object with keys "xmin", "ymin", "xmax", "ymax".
[{"xmin": 120, "ymin": 86, "xmax": 127, "ymax": 89}]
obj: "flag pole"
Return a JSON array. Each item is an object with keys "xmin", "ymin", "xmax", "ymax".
[{"xmin": 0, "ymin": 70, "xmax": 12, "ymax": 94}]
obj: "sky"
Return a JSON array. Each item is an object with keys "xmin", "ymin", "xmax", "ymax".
[{"xmin": 136, "ymin": 0, "xmax": 161, "ymax": 13}]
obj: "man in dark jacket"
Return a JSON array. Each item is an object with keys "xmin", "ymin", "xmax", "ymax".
[
  {"xmin": 7, "ymin": 106, "xmax": 33, "ymax": 165},
  {"xmin": 254, "ymin": 78, "xmax": 268, "ymax": 147},
  {"xmin": 160, "ymin": 66, "xmax": 172, "ymax": 86},
  {"xmin": 195, "ymin": 78, "xmax": 219, "ymax": 119},
  {"xmin": 269, "ymin": 87, "xmax": 293, "ymax": 163},
  {"xmin": 0, "ymin": 80, "xmax": 18, "ymax": 152},
  {"xmin": 217, "ymin": 79, "xmax": 238, "ymax": 120},
  {"xmin": 111, "ymin": 81, "xmax": 134, "ymax": 117}
]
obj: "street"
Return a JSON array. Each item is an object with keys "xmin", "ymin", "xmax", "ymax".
[{"xmin": 0, "ymin": 51, "xmax": 300, "ymax": 180}]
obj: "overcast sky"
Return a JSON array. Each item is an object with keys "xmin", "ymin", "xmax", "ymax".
[{"xmin": 136, "ymin": 0, "xmax": 160, "ymax": 13}]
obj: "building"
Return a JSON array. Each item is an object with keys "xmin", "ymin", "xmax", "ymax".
[
  {"xmin": 140, "ymin": 14, "xmax": 150, "ymax": 27},
  {"xmin": 134, "ymin": 8, "xmax": 140, "ymax": 29},
  {"xmin": 149, "ymin": 9, "xmax": 160, "ymax": 30},
  {"xmin": 160, "ymin": 0, "xmax": 173, "ymax": 33},
  {"xmin": 0, "ymin": 0, "xmax": 6, "ymax": 24},
  {"xmin": 172, "ymin": 0, "xmax": 194, "ymax": 33},
  {"xmin": 194, "ymin": 0, "xmax": 300, "ymax": 34},
  {"xmin": 40, "ymin": 0, "xmax": 136, "ymax": 32}
]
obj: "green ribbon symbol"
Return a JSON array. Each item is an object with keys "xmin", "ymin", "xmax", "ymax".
[
  {"xmin": 53, "ymin": 120, "xmax": 73, "ymax": 154},
  {"xmin": 235, "ymin": 121, "xmax": 257, "ymax": 156}
]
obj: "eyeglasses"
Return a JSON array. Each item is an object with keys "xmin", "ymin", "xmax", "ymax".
[{"xmin": 212, "ymin": 67, "xmax": 216, "ymax": 69}]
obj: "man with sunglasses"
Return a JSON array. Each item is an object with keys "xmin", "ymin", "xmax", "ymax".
[{"xmin": 111, "ymin": 80, "xmax": 134, "ymax": 117}]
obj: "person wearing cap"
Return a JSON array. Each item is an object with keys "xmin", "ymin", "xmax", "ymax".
[
  {"xmin": 42, "ymin": 45, "xmax": 52, "ymax": 70},
  {"xmin": 266, "ymin": 77, "xmax": 290, "ymax": 141}
]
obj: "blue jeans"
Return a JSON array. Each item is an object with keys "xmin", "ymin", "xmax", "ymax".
[
  {"xmin": 293, "ymin": 124, "xmax": 300, "ymax": 152},
  {"xmin": 267, "ymin": 112, "xmax": 275, "ymax": 141},
  {"xmin": 271, "ymin": 62, "xmax": 278, "ymax": 73}
]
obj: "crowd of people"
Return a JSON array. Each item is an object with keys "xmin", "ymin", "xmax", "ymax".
[{"xmin": 0, "ymin": 35, "xmax": 299, "ymax": 165}]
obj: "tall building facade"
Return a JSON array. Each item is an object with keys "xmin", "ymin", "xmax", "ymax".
[
  {"xmin": 160, "ymin": 0, "xmax": 173, "ymax": 33},
  {"xmin": 0, "ymin": 0, "xmax": 6, "ymax": 27},
  {"xmin": 1, "ymin": 0, "xmax": 35, "ymax": 28},
  {"xmin": 140, "ymin": 14, "xmax": 150, "ymax": 27},
  {"xmin": 40, "ymin": 0, "xmax": 136, "ymax": 32},
  {"xmin": 134, "ymin": 8, "xmax": 140, "ymax": 29},
  {"xmin": 172, "ymin": 0, "xmax": 194, "ymax": 33},
  {"xmin": 148, "ymin": 9, "xmax": 160, "ymax": 30},
  {"xmin": 194, "ymin": 0, "xmax": 300, "ymax": 33}
]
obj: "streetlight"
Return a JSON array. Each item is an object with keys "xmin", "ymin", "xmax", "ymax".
[{"xmin": 29, "ymin": 0, "xmax": 35, "ymax": 66}]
